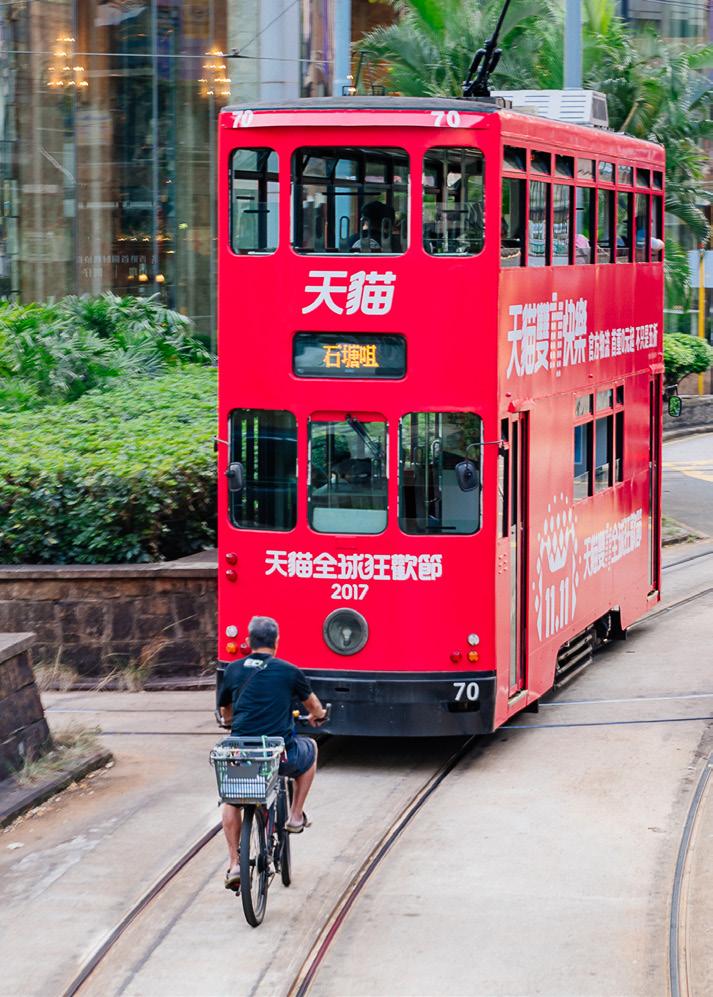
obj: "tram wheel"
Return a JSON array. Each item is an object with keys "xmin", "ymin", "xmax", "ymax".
[{"xmin": 240, "ymin": 806, "xmax": 269, "ymax": 926}]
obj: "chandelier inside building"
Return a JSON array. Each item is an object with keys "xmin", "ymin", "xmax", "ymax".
[
  {"xmin": 47, "ymin": 35, "xmax": 88, "ymax": 91},
  {"xmin": 199, "ymin": 49, "xmax": 231, "ymax": 99}
]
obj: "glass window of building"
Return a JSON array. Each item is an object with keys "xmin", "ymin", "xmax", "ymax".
[
  {"xmin": 292, "ymin": 148, "xmax": 408, "ymax": 254},
  {"xmin": 230, "ymin": 149, "xmax": 279, "ymax": 254},
  {"xmin": 553, "ymin": 184, "xmax": 572, "ymax": 265},
  {"xmin": 308, "ymin": 416, "xmax": 387, "ymax": 534},
  {"xmin": 423, "ymin": 149, "xmax": 485, "ymax": 256},
  {"xmin": 399, "ymin": 412, "xmax": 482, "ymax": 534},
  {"xmin": 229, "ymin": 410, "xmax": 297, "ymax": 530},
  {"xmin": 501, "ymin": 178, "xmax": 525, "ymax": 267}
]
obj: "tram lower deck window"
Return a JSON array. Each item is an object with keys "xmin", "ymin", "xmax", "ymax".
[
  {"xmin": 399, "ymin": 412, "xmax": 482, "ymax": 535},
  {"xmin": 229, "ymin": 410, "xmax": 297, "ymax": 530},
  {"xmin": 308, "ymin": 416, "xmax": 387, "ymax": 534},
  {"xmin": 292, "ymin": 147, "xmax": 408, "ymax": 254}
]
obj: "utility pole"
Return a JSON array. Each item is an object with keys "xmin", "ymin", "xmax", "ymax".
[
  {"xmin": 698, "ymin": 248, "xmax": 706, "ymax": 396},
  {"xmin": 564, "ymin": 0, "xmax": 582, "ymax": 89}
]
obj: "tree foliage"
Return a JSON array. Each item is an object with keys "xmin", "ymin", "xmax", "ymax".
[
  {"xmin": 358, "ymin": 0, "xmax": 713, "ymax": 309},
  {"xmin": 0, "ymin": 293, "xmax": 208, "ymax": 412}
]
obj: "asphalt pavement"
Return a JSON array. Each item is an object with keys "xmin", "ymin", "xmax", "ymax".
[{"xmin": 663, "ymin": 431, "xmax": 713, "ymax": 538}]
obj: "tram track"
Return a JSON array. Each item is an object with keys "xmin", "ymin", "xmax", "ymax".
[
  {"xmin": 669, "ymin": 751, "xmax": 713, "ymax": 997},
  {"xmin": 55, "ymin": 558, "xmax": 713, "ymax": 996}
]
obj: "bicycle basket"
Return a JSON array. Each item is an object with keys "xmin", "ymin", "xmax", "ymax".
[{"xmin": 210, "ymin": 736, "xmax": 284, "ymax": 804}]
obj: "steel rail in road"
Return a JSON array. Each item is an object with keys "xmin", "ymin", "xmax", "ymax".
[
  {"xmin": 669, "ymin": 751, "xmax": 713, "ymax": 997},
  {"xmin": 287, "ymin": 734, "xmax": 483, "ymax": 997},
  {"xmin": 60, "ymin": 822, "xmax": 222, "ymax": 997}
]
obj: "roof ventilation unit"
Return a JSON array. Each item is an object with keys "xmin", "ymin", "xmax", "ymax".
[{"xmin": 491, "ymin": 89, "xmax": 609, "ymax": 128}]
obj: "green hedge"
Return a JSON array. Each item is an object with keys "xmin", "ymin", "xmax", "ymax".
[{"xmin": 0, "ymin": 366, "xmax": 217, "ymax": 563}]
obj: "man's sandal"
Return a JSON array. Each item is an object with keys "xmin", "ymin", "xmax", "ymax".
[
  {"xmin": 224, "ymin": 866, "xmax": 241, "ymax": 890},
  {"xmin": 285, "ymin": 811, "xmax": 311, "ymax": 834}
]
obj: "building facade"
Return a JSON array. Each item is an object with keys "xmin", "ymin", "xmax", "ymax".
[{"xmin": 0, "ymin": 0, "xmax": 363, "ymax": 347}]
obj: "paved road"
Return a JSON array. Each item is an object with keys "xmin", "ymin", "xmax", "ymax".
[{"xmin": 663, "ymin": 432, "xmax": 713, "ymax": 537}]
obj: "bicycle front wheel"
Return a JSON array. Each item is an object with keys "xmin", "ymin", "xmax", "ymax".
[{"xmin": 240, "ymin": 806, "xmax": 269, "ymax": 927}]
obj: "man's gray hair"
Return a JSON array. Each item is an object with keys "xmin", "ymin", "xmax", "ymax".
[{"xmin": 248, "ymin": 615, "xmax": 279, "ymax": 650}]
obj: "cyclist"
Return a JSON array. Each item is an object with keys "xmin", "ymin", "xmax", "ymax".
[{"xmin": 218, "ymin": 615, "xmax": 327, "ymax": 890}]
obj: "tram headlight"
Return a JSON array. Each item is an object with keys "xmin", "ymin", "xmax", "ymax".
[{"xmin": 323, "ymin": 608, "xmax": 369, "ymax": 656}]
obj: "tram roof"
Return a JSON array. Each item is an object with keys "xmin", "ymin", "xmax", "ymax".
[{"xmin": 222, "ymin": 96, "xmax": 499, "ymax": 114}]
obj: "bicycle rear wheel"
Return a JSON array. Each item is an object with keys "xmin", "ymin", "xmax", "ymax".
[
  {"xmin": 276, "ymin": 780, "xmax": 292, "ymax": 887},
  {"xmin": 240, "ymin": 806, "xmax": 269, "ymax": 926}
]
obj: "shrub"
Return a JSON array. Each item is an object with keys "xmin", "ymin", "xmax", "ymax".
[
  {"xmin": 663, "ymin": 332, "xmax": 713, "ymax": 388},
  {"xmin": 0, "ymin": 366, "xmax": 217, "ymax": 563},
  {"xmin": 0, "ymin": 293, "xmax": 208, "ymax": 412}
]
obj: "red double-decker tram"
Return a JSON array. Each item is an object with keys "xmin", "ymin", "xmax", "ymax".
[{"xmin": 216, "ymin": 96, "xmax": 664, "ymax": 736}]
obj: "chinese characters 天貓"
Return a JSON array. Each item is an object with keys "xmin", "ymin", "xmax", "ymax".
[
  {"xmin": 265, "ymin": 550, "xmax": 443, "ymax": 581},
  {"xmin": 506, "ymin": 293, "xmax": 659, "ymax": 378},
  {"xmin": 302, "ymin": 270, "xmax": 396, "ymax": 316}
]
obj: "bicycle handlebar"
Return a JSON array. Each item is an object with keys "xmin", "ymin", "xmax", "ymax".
[{"xmin": 214, "ymin": 704, "xmax": 332, "ymax": 730}]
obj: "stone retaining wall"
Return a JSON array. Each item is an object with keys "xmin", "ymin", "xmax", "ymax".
[
  {"xmin": 0, "ymin": 554, "xmax": 217, "ymax": 680},
  {"xmin": 664, "ymin": 394, "xmax": 713, "ymax": 436},
  {"xmin": 0, "ymin": 633, "xmax": 51, "ymax": 778}
]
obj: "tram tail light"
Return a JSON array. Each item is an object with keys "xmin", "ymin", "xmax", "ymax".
[
  {"xmin": 239, "ymin": 640, "xmax": 250, "ymax": 654},
  {"xmin": 225, "ymin": 568, "xmax": 237, "ymax": 582},
  {"xmin": 225, "ymin": 552, "xmax": 238, "ymax": 565},
  {"xmin": 450, "ymin": 650, "xmax": 462, "ymax": 663}
]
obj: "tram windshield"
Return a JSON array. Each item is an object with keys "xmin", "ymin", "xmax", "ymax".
[
  {"xmin": 399, "ymin": 412, "xmax": 482, "ymax": 534},
  {"xmin": 308, "ymin": 416, "xmax": 388, "ymax": 533},
  {"xmin": 292, "ymin": 147, "xmax": 408, "ymax": 254}
]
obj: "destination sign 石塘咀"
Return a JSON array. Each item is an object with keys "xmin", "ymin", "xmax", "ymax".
[{"xmin": 293, "ymin": 333, "xmax": 406, "ymax": 379}]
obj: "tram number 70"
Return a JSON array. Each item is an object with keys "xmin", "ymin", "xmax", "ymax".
[
  {"xmin": 452, "ymin": 681, "xmax": 479, "ymax": 702},
  {"xmin": 232, "ymin": 109, "xmax": 254, "ymax": 128},
  {"xmin": 431, "ymin": 110, "xmax": 462, "ymax": 128}
]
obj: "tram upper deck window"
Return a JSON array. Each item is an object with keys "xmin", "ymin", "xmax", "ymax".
[
  {"xmin": 528, "ymin": 181, "xmax": 550, "ymax": 267},
  {"xmin": 399, "ymin": 412, "xmax": 482, "ymax": 535},
  {"xmin": 501, "ymin": 177, "xmax": 525, "ymax": 267},
  {"xmin": 229, "ymin": 409, "xmax": 297, "ymax": 530},
  {"xmin": 230, "ymin": 149, "xmax": 279, "ymax": 254},
  {"xmin": 292, "ymin": 147, "xmax": 408, "ymax": 254},
  {"xmin": 423, "ymin": 148, "xmax": 484, "ymax": 256},
  {"xmin": 308, "ymin": 416, "xmax": 387, "ymax": 534}
]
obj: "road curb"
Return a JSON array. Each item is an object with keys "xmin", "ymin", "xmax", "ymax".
[
  {"xmin": 663, "ymin": 425, "xmax": 713, "ymax": 442},
  {"xmin": 0, "ymin": 749, "xmax": 114, "ymax": 828}
]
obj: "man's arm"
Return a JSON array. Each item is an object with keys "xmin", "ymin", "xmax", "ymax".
[
  {"xmin": 301, "ymin": 692, "xmax": 327, "ymax": 727},
  {"xmin": 219, "ymin": 704, "xmax": 233, "ymax": 726}
]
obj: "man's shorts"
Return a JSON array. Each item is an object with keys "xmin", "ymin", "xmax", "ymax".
[{"xmin": 279, "ymin": 735, "xmax": 317, "ymax": 778}]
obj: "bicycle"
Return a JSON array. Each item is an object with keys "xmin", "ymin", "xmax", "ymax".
[{"xmin": 210, "ymin": 735, "xmax": 292, "ymax": 926}]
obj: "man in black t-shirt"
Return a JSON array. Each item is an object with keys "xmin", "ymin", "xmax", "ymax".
[{"xmin": 218, "ymin": 615, "xmax": 327, "ymax": 890}]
